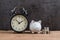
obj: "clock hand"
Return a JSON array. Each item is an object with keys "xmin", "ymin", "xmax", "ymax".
[
  {"xmin": 18, "ymin": 21, "xmax": 23, "ymax": 24},
  {"xmin": 19, "ymin": 19, "xmax": 25, "ymax": 24},
  {"xmin": 16, "ymin": 20, "xmax": 20, "ymax": 23}
]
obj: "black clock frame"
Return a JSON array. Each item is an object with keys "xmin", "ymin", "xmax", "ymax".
[
  {"xmin": 10, "ymin": 7, "xmax": 29, "ymax": 33},
  {"xmin": 10, "ymin": 14, "xmax": 29, "ymax": 33}
]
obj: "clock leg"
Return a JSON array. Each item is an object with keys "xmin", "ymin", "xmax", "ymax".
[{"xmin": 32, "ymin": 32, "xmax": 34, "ymax": 34}]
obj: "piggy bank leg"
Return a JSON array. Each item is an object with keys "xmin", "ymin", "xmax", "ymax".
[
  {"xmin": 38, "ymin": 31, "xmax": 41, "ymax": 34},
  {"xmin": 38, "ymin": 32, "xmax": 40, "ymax": 34}
]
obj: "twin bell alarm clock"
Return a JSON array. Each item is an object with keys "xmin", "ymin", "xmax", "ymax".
[{"xmin": 10, "ymin": 7, "xmax": 28, "ymax": 33}]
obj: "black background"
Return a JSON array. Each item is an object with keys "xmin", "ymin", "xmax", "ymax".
[{"xmin": 0, "ymin": 0, "xmax": 60, "ymax": 30}]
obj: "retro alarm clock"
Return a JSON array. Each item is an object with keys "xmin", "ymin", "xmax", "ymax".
[{"xmin": 10, "ymin": 7, "xmax": 28, "ymax": 33}]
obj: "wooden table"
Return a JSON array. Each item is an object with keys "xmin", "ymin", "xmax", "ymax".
[{"xmin": 0, "ymin": 30, "xmax": 60, "ymax": 40}]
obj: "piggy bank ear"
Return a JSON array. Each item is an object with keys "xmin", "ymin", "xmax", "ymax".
[
  {"xmin": 38, "ymin": 20, "xmax": 42, "ymax": 23},
  {"xmin": 31, "ymin": 20, "xmax": 35, "ymax": 23}
]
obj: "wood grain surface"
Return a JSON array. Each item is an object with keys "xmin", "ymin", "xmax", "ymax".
[{"xmin": 0, "ymin": 30, "xmax": 60, "ymax": 40}]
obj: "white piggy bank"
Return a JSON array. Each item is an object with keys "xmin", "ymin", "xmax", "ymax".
[{"xmin": 29, "ymin": 20, "xmax": 42, "ymax": 33}]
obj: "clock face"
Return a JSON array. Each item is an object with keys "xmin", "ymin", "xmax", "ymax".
[{"xmin": 11, "ymin": 15, "xmax": 28, "ymax": 32}]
